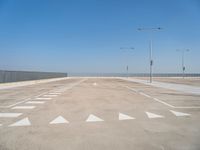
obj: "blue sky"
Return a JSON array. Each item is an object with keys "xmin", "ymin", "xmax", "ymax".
[{"xmin": 0, "ymin": 0, "xmax": 200, "ymax": 74}]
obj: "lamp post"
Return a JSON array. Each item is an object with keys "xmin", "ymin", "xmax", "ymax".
[
  {"xmin": 176, "ymin": 49, "xmax": 190, "ymax": 78},
  {"xmin": 120, "ymin": 47, "xmax": 134, "ymax": 78},
  {"xmin": 138, "ymin": 27, "xmax": 162, "ymax": 83}
]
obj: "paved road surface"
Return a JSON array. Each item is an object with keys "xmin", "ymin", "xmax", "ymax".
[{"xmin": 0, "ymin": 78, "xmax": 200, "ymax": 150}]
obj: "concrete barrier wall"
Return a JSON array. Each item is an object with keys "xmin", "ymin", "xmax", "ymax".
[{"xmin": 0, "ymin": 70, "xmax": 68, "ymax": 83}]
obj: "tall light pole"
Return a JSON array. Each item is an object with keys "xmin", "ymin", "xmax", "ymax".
[
  {"xmin": 176, "ymin": 49, "xmax": 190, "ymax": 78},
  {"xmin": 138, "ymin": 27, "xmax": 162, "ymax": 83},
  {"xmin": 120, "ymin": 47, "xmax": 134, "ymax": 78}
]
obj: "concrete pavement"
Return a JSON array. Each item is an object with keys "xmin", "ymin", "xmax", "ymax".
[{"xmin": 0, "ymin": 77, "xmax": 200, "ymax": 150}]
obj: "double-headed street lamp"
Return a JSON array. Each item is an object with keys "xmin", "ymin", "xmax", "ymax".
[
  {"xmin": 138, "ymin": 27, "xmax": 162, "ymax": 83},
  {"xmin": 120, "ymin": 47, "xmax": 134, "ymax": 78},
  {"xmin": 176, "ymin": 49, "xmax": 190, "ymax": 78}
]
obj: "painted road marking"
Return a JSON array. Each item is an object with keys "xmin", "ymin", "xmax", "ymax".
[
  {"xmin": 93, "ymin": 82, "xmax": 97, "ymax": 86},
  {"xmin": 26, "ymin": 101, "xmax": 45, "ymax": 104},
  {"xmin": 86, "ymin": 114, "xmax": 104, "ymax": 122},
  {"xmin": 153, "ymin": 98, "xmax": 175, "ymax": 108},
  {"xmin": 12, "ymin": 106, "xmax": 35, "ymax": 109},
  {"xmin": 124, "ymin": 86, "xmax": 138, "ymax": 92},
  {"xmin": 9, "ymin": 117, "xmax": 31, "ymax": 127},
  {"xmin": 170, "ymin": 110, "xmax": 191, "ymax": 117},
  {"xmin": 146, "ymin": 112, "xmax": 164, "ymax": 119},
  {"xmin": 43, "ymin": 95, "xmax": 58, "ymax": 97},
  {"xmin": 49, "ymin": 92, "xmax": 61, "ymax": 95},
  {"xmin": 50, "ymin": 116, "xmax": 69, "ymax": 124},
  {"xmin": 0, "ymin": 113, "xmax": 22, "ymax": 118},
  {"xmin": 0, "ymin": 124, "xmax": 2, "ymax": 126},
  {"xmin": 36, "ymin": 97, "xmax": 52, "ymax": 100},
  {"xmin": 139, "ymin": 92, "xmax": 151, "ymax": 98},
  {"xmin": 119, "ymin": 113, "xmax": 135, "ymax": 120}
]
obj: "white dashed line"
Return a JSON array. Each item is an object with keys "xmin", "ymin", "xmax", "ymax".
[
  {"xmin": 139, "ymin": 92, "xmax": 151, "ymax": 98},
  {"xmin": 0, "ymin": 113, "xmax": 22, "ymax": 118},
  {"xmin": 26, "ymin": 101, "xmax": 45, "ymax": 104},
  {"xmin": 12, "ymin": 106, "xmax": 35, "ymax": 109},
  {"xmin": 153, "ymin": 98, "xmax": 175, "ymax": 108}
]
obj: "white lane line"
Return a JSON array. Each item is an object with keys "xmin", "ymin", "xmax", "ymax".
[
  {"xmin": 139, "ymin": 92, "xmax": 151, "ymax": 98},
  {"xmin": 35, "ymin": 97, "xmax": 52, "ymax": 100},
  {"xmin": 86, "ymin": 114, "xmax": 104, "ymax": 122},
  {"xmin": 170, "ymin": 110, "xmax": 191, "ymax": 117},
  {"xmin": 0, "ymin": 113, "xmax": 22, "ymax": 118},
  {"xmin": 174, "ymin": 106, "xmax": 200, "ymax": 109},
  {"xmin": 153, "ymin": 98, "xmax": 175, "ymax": 108},
  {"xmin": 124, "ymin": 85, "xmax": 175, "ymax": 108},
  {"xmin": 26, "ymin": 101, "xmax": 45, "ymax": 104},
  {"xmin": 145, "ymin": 112, "xmax": 164, "ymax": 119},
  {"xmin": 12, "ymin": 106, "xmax": 35, "ymax": 109},
  {"xmin": 119, "ymin": 112, "xmax": 135, "ymax": 120},
  {"xmin": 50, "ymin": 116, "xmax": 69, "ymax": 124},
  {"xmin": 9, "ymin": 117, "xmax": 31, "ymax": 127},
  {"xmin": 122, "ymin": 86, "xmax": 138, "ymax": 92},
  {"xmin": 43, "ymin": 95, "xmax": 58, "ymax": 97}
]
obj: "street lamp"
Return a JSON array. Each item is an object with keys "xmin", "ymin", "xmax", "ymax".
[
  {"xmin": 120, "ymin": 47, "xmax": 134, "ymax": 78},
  {"xmin": 138, "ymin": 27, "xmax": 162, "ymax": 83},
  {"xmin": 176, "ymin": 49, "xmax": 190, "ymax": 78}
]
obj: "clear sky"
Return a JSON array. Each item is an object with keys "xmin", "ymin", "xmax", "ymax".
[{"xmin": 0, "ymin": 0, "xmax": 200, "ymax": 74}]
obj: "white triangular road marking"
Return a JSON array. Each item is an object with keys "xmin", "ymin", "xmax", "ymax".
[
  {"xmin": 119, "ymin": 112, "xmax": 135, "ymax": 120},
  {"xmin": 86, "ymin": 114, "xmax": 104, "ymax": 122},
  {"xmin": 9, "ymin": 117, "xmax": 31, "ymax": 127},
  {"xmin": 50, "ymin": 116, "xmax": 69, "ymax": 124},
  {"xmin": 146, "ymin": 112, "xmax": 164, "ymax": 118},
  {"xmin": 170, "ymin": 110, "xmax": 191, "ymax": 117}
]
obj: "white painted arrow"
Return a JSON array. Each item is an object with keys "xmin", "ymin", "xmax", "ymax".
[
  {"xmin": 86, "ymin": 114, "xmax": 104, "ymax": 122},
  {"xmin": 119, "ymin": 113, "xmax": 135, "ymax": 120},
  {"xmin": 170, "ymin": 110, "xmax": 191, "ymax": 117},
  {"xmin": 9, "ymin": 117, "xmax": 31, "ymax": 127},
  {"xmin": 146, "ymin": 112, "xmax": 164, "ymax": 119},
  {"xmin": 50, "ymin": 116, "xmax": 69, "ymax": 124}
]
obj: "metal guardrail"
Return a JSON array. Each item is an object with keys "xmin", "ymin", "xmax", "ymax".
[{"xmin": 0, "ymin": 70, "xmax": 68, "ymax": 83}]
